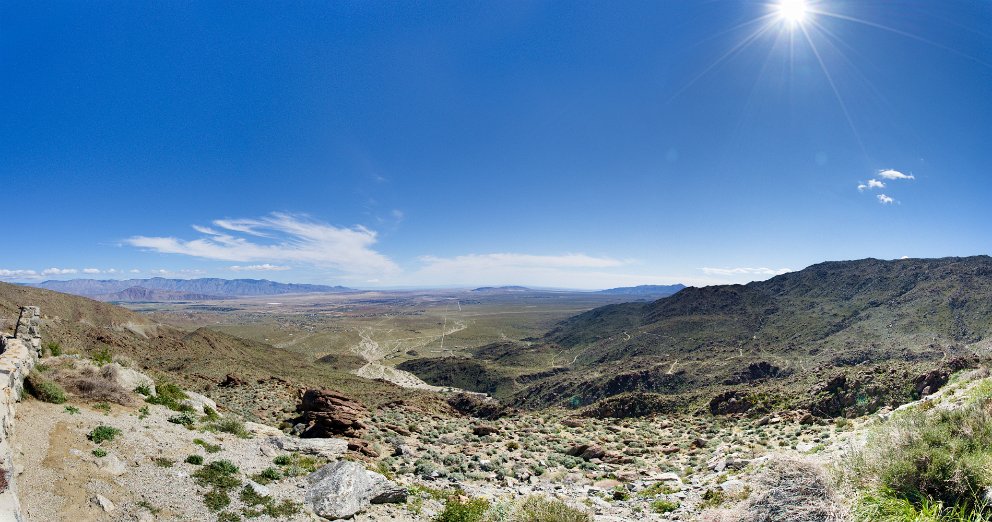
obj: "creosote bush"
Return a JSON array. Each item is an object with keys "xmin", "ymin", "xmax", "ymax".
[{"xmin": 88, "ymin": 425, "xmax": 121, "ymax": 444}]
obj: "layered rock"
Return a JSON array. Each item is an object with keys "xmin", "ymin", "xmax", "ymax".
[{"xmin": 292, "ymin": 389, "xmax": 368, "ymax": 438}]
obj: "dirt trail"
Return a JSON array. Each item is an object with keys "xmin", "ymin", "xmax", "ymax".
[{"xmin": 351, "ymin": 321, "xmax": 480, "ymax": 394}]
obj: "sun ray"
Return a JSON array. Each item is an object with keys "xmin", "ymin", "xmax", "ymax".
[
  {"xmin": 797, "ymin": 22, "xmax": 869, "ymax": 160},
  {"xmin": 667, "ymin": 22, "xmax": 778, "ymax": 103},
  {"xmin": 809, "ymin": 9, "xmax": 992, "ymax": 68}
]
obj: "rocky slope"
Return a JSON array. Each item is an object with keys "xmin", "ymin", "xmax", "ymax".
[{"xmin": 403, "ymin": 257, "xmax": 992, "ymax": 417}]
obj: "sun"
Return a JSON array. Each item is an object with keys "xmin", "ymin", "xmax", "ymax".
[{"xmin": 775, "ymin": 0, "xmax": 810, "ymax": 27}]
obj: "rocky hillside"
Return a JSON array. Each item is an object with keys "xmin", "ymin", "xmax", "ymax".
[
  {"xmin": 0, "ymin": 282, "xmax": 421, "ymax": 420},
  {"xmin": 405, "ymin": 256, "xmax": 992, "ymax": 416}
]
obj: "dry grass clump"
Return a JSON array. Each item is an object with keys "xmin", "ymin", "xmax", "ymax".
[
  {"xmin": 700, "ymin": 457, "xmax": 845, "ymax": 522},
  {"xmin": 44, "ymin": 358, "xmax": 133, "ymax": 405}
]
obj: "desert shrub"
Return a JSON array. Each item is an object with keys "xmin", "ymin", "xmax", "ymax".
[
  {"xmin": 65, "ymin": 405, "xmax": 80, "ymax": 414},
  {"xmin": 513, "ymin": 495, "xmax": 592, "ymax": 522},
  {"xmin": 146, "ymin": 382, "xmax": 188, "ymax": 411},
  {"xmin": 154, "ymin": 457, "xmax": 174, "ymax": 467},
  {"xmin": 203, "ymin": 489, "xmax": 231, "ymax": 511},
  {"xmin": 44, "ymin": 341, "xmax": 62, "ymax": 356},
  {"xmin": 186, "ymin": 454, "xmax": 204, "ymax": 465},
  {"xmin": 434, "ymin": 497, "xmax": 490, "ymax": 522},
  {"xmin": 209, "ymin": 417, "xmax": 251, "ymax": 438},
  {"xmin": 842, "ymin": 397, "xmax": 992, "ymax": 520},
  {"xmin": 26, "ymin": 374, "xmax": 67, "ymax": 404},
  {"xmin": 194, "ymin": 438, "xmax": 222, "ymax": 453},
  {"xmin": 192, "ymin": 460, "xmax": 241, "ymax": 490},
  {"xmin": 92, "ymin": 448, "xmax": 108, "ymax": 458},
  {"xmin": 134, "ymin": 383, "xmax": 152, "ymax": 396},
  {"xmin": 88, "ymin": 425, "xmax": 121, "ymax": 444},
  {"xmin": 701, "ymin": 457, "xmax": 841, "ymax": 522},
  {"xmin": 202, "ymin": 405, "xmax": 220, "ymax": 420},
  {"xmin": 63, "ymin": 372, "xmax": 132, "ymax": 405},
  {"xmin": 252, "ymin": 467, "xmax": 281, "ymax": 484},
  {"xmin": 92, "ymin": 346, "xmax": 113, "ymax": 366},
  {"xmin": 168, "ymin": 411, "xmax": 197, "ymax": 427},
  {"xmin": 651, "ymin": 499, "xmax": 679, "ymax": 514}
]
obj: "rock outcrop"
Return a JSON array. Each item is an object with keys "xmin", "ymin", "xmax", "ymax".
[
  {"xmin": 304, "ymin": 461, "xmax": 407, "ymax": 519},
  {"xmin": 291, "ymin": 389, "xmax": 368, "ymax": 439}
]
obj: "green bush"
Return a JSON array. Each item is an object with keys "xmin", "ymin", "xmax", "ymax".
[
  {"xmin": 434, "ymin": 497, "xmax": 490, "ymax": 522},
  {"xmin": 210, "ymin": 417, "xmax": 251, "ymax": 438},
  {"xmin": 203, "ymin": 489, "xmax": 231, "ymax": 511},
  {"xmin": 514, "ymin": 495, "xmax": 592, "ymax": 521},
  {"xmin": 26, "ymin": 374, "xmax": 67, "ymax": 404},
  {"xmin": 92, "ymin": 448, "xmax": 108, "ymax": 458},
  {"xmin": 192, "ymin": 460, "xmax": 241, "ymax": 489},
  {"xmin": 145, "ymin": 382, "xmax": 188, "ymax": 411},
  {"xmin": 92, "ymin": 346, "xmax": 113, "ymax": 366},
  {"xmin": 44, "ymin": 341, "xmax": 62, "ymax": 357},
  {"xmin": 650, "ymin": 499, "xmax": 679, "ymax": 514},
  {"xmin": 193, "ymin": 438, "xmax": 222, "ymax": 453},
  {"xmin": 252, "ymin": 467, "xmax": 281, "ymax": 484},
  {"xmin": 186, "ymin": 454, "xmax": 204, "ymax": 465},
  {"xmin": 843, "ymin": 396, "xmax": 992, "ymax": 519},
  {"xmin": 88, "ymin": 425, "xmax": 121, "ymax": 444}
]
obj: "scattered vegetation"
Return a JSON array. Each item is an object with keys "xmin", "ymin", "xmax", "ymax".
[
  {"xmin": 651, "ymin": 499, "xmax": 679, "ymax": 514},
  {"xmin": 209, "ymin": 417, "xmax": 251, "ymax": 438},
  {"xmin": 186, "ymin": 454, "xmax": 204, "ymax": 465},
  {"xmin": 64, "ymin": 405, "xmax": 80, "ymax": 414},
  {"xmin": 843, "ymin": 390, "xmax": 992, "ymax": 521},
  {"xmin": 145, "ymin": 381, "xmax": 189, "ymax": 411},
  {"xmin": 91, "ymin": 448, "xmax": 108, "ymax": 458},
  {"xmin": 434, "ymin": 497, "xmax": 490, "ymax": 522},
  {"xmin": 194, "ymin": 438, "xmax": 222, "ymax": 453},
  {"xmin": 514, "ymin": 495, "xmax": 592, "ymax": 521},
  {"xmin": 26, "ymin": 373, "xmax": 67, "ymax": 404},
  {"xmin": 154, "ymin": 457, "xmax": 175, "ymax": 468},
  {"xmin": 88, "ymin": 425, "xmax": 121, "ymax": 444},
  {"xmin": 44, "ymin": 341, "xmax": 62, "ymax": 356}
]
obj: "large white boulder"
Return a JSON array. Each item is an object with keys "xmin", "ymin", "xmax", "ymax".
[
  {"xmin": 269, "ymin": 436, "xmax": 348, "ymax": 460},
  {"xmin": 181, "ymin": 391, "xmax": 218, "ymax": 414},
  {"xmin": 305, "ymin": 461, "xmax": 407, "ymax": 519}
]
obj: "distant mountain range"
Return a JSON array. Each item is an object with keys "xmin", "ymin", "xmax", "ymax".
[
  {"xmin": 595, "ymin": 284, "xmax": 685, "ymax": 298},
  {"xmin": 33, "ymin": 277, "xmax": 353, "ymax": 301},
  {"xmin": 470, "ymin": 286, "xmax": 532, "ymax": 293}
]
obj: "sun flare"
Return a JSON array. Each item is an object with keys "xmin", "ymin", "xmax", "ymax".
[{"xmin": 776, "ymin": 0, "xmax": 810, "ymax": 26}]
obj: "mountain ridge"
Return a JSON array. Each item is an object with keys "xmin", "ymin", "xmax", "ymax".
[{"xmin": 33, "ymin": 277, "xmax": 353, "ymax": 298}]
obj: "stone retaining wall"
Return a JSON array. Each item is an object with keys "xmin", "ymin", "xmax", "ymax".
[{"xmin": 0, "ymin": 307, "xmax": 42, "ymax": 522}]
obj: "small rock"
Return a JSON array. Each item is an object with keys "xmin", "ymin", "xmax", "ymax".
[
  {"xmin": 245, "ymin": 480, "xmax": 271, "ymax": 497},
  {"xmin": 472, "ymin": 425, "xmax": 499, "ymax": 436},
  {"xmin": 91, "ymin": 494, "xmax": 116, "ymax": 512},
  {"xmin": 97, "ymin": 454, "xmax": 127, "ymax": 476}
]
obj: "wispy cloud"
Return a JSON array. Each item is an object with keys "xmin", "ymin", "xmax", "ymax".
[
  {"xmin": 126, "ymin": 212, "xmax": 398, "ymax": 276},
  {"xmin": 83, "ymin": 268, "xmax": 101, "ymax": 274},
  {"xmin": 42, "ymin": 267, "xmax": 78, "ymax": 275},
  {"xmin": 857, "ymin": 179, "xmax": 886, "ymax": 191},
  {"xmin": 877, "ymin": 194, "xmax": 895, "ymax": 204},
  {"xmin": 229, "ymin": 264, "xmax": 290, "ymax": 272},
  {"xmin": 877, "ymin": 169, "xmax": 914, "ymax": 180},
  {"xmin": 0, "ymin": 269, "xmax": 39, "ymax": 280},
  {"xmin": 701, "ymin": 267, "xmax": 792, "ymax": 277}
]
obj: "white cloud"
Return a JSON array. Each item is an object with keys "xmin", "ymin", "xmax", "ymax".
[
  {"xmin": 126, "ymin": 212, "xmax": 398, "ymax": 276},
  {"xmin": 857, "ymin": 179, "xmax": 886, "ymax": 191},
  {"xmin": 701, "ymin": 267, "xmax": 793, "ymax": 277},
  {"xmin": 877, "ymin": 194, "xmax": 895, "ymax": 204},
  {"xmin": 42, "ymin": 267, "xmax": 78, "ymax": 275},
  {"xmin": 82, "ymin": 268, "xmax": 101, "ymax": 274},
  {"xmin": 0, "ymin": 269, "xmax": 39, "ymax": 280},
  {"xmin": 877, "ymin": 169, "xmax": 914, "ymax": 180},
  {"xmin": 229, "ymin": 264, "xmax": 291, "ymax": 272},
  {"xmin": 129, "ymin": 269, "xmax": 141, "ymax": 274}
]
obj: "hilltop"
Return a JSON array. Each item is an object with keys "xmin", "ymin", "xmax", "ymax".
[{"xmin": 32, "ymin": 277, "xmax": 353, "ymax": 298}]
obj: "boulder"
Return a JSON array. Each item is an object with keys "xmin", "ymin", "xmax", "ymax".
[
  {"xmin": 565, "ymin": 444, "xmax": 606, "ymax": 461},
  {"xmin": 269, "ymin": 436, "xmax": 349, "ymax": 460},
  {"xmin": 181, "ymin": 391, "xmax": 218, "ymax": 414},
  {"xmin": 104, "ymin": 364, "xmax": 156, "ymax": 396},
  {"xmin": 291, "ymin": 389, "xmax": 368, "ymax": 438},
  {"xmin": 305, "ymin": 461, "xmax": 407, "ymax": 519},
  {"xmin": 472, "ymin": 425, "xmax": 499, "ymax": 436}
]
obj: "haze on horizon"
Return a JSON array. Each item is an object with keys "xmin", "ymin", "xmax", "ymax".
[{"xmin": 1, "ymin": 1, "xmax": 989, "ymax": 289}]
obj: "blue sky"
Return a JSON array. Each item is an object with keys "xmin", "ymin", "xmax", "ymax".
[{"xmin": 1, "ymin": 0, "xmax": 989, "ymax": 289}]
